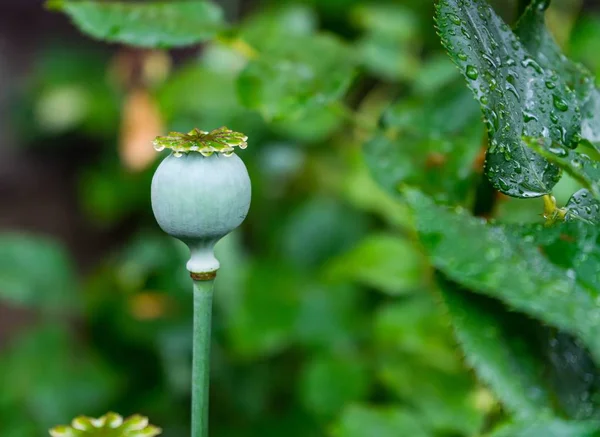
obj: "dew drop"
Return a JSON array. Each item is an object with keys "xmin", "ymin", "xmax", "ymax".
[
  {"xmin": 448, "ymin": 13, "xmax": 461, "ymax": 25},
  {"xmin": 553, "ymin": 94, "xmax": 569, "ymax": 112},
  {"xmin": 523, "ymin": 111, "xmax": 538, "ymax": 123},
  {"xmin": 153, "ymin": 144, "xmax": 165, "ymax": 152},
  {"xmin": 466, "ymin": 65, "xmax": 479, "ymax": 80},
  {"xmin": 174, "ymin": 151, "xmax": 183, "ymax": 158}
]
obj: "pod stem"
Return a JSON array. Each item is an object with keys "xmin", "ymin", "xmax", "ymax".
[{"xmin": 191, "ymin": 279, "xmax": 215, "ymax": 437}]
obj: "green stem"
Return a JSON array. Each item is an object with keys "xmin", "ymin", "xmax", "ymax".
[{"xmin": 192, "ymin": 279, "xmax": 215, "ymax": 437}]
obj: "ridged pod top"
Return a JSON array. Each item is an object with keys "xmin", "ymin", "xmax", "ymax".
[{"xmin": 153, "ymin": 126, "xmax": 248, "ymax": 157}]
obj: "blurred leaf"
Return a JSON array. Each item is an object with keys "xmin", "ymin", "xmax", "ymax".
[
  {"xmin": 342, "ymin": 152, "xmax": 412, "ymax": 229},
  {"xmin": 357, "ymin": 36, "xmax": 419, "ymax": 82},
  {"xmin": 516, "ymin": 0, "xmax": 600, "ymax": 148},
  {"xmin": 294, "ymin": 284, "xmax": 363, "ymax": 350},
  {"xmin": 490, "ymin": 418, "xmax": 600, "ymax": 437},
  {"xmin": 226, "ymin": 263, "xmax": 301, "ymax": 358},
  {"xmin": 280, "ymin": 197, "xmax": 368, "ymax": 271},
  {"xmin": 565, "ymin": 189, "xmax": 600, "ymax": 224},
  {"xmin": 78, "ymin": 162, "xmax": 152, "ymax": 226},
  {"xmin": 333, "ymin": 405, "xmax": 430, "ymax": 437},
  {"xmin": 374, "ymin": 297, "xmax": 485, "ymax": 435},
  {"xmin": 0, "ymin": 325, "xmax": 117, "ymax": 431},
  {"xmin": 365, "ymin": 82, "xmax": 482, "ymax": 203},
  {"xmin": 50, "ymin": 1, "xmax": 224, "ymax": 48},
  {"xmin": 0, "ymin": 233, "xmax": 76, "ymax": 310},
  {"xmin": 237, "ymin": 34, "xmax": 356, "ymax": 121},
  {"xmin": 325, "ymin": 234, "xmax": 426, "ymax": 295},
  {"xmin": 374, "ymin": 297, "xmax": 460, "ymax": 372},
  {"xmin": 440, "ymin": 285, "xmax": 554, "ymax": 418},
  {"xmin": 299, "ymin": 353, "xmax": 369, "ymax": 417},
  {"xmin": 569, "ymin": 14, "xmax": 600, "ymax": 76},
  {"xmin": 239, "ymin": 4, "xmax": 317, "ymax": 47},
  {"xmin": 352, "ymin": 4, "xmax": 421, "ymax": 80},
  {"xmin": 351, "ymin": 4, "xmax": 420, "ymax": 42},
  {"xmin": 436, "ymin": 0, "xmax": 579, "ymax": 197},
  {"xmin": 404, "ymin": 188, "xmax": 600, "ymax": 362}
]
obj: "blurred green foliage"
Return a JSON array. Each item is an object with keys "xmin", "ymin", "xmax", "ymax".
[{"xmin": 3, "ymin": 0, "xmax": 600, "ymax": 436}]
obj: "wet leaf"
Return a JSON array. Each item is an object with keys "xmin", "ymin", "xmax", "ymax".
[
  {"xmin": 48, "ymin": 1, "xmax": 224, "ymax": 48},
  {"xmin": 516, "ymin": 0, "xmax": 600, "ymax": 149},
  {"xmin": 440, "ymin": 285, "xmax": 554, "ymax": 418},
  {"xmin": 436, "ymin": 0, "xmax": 580, "ymax": 197},
  {"xmin": 565, "ymin": 189, "xmax": 600, "ymax": 224},
  {"xmin": 404, "ymin": 188, "xmax": 600, "ymax": 362},
  {"xmin": 490, "ymin": 418, "xmax": 600, "ymax": 437},
  {"xmin": 528, "ymin": 139, "xmax": 600, "ymax": 200}
]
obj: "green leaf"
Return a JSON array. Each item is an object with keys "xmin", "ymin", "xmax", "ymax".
[
  {"xmin": 404, "ymin": 188, "xmax": 600, "ymax": 362},
  {"xmin": 325, "ymin": 234, "xmax": 426, "ymax": 295},
  {"xmin": 364, "ymin": 82, "xmax": 483, "ymax": 203},
  {"xmin": 0, "ymin": 233, "xmax": 76, "ymax": 310},
  {"xmin": 490, "ymin": 418, "xmax": 600, "ymax": 437},
  {"xmin": 527, "ymin": 140, "xmax": 600, "ymax": 199},
  {"xmin": 515, "ymin": 0, "xmax": 600, "ymax": 148},
  {"xmin": 299, "ymin": 353, "xmax": 369, "ymax": 417},
  {"xmin": 440, "ymin": 285, "xmax": 554, "ymax": 418},
  {"xmin": 351, "ymin": 4, "xmax": 421, "ymax": 81},
  {"xmin": 237, "ymin": 34, "xmax": 356, "ymax": 120},
  {"xmin": 374, "ymin": 296, "xmax": 486, "ymax": 435},
  {"xmin": 565, "ymin": 189, "xmax": 600, "ymax": 224},
  {"xmin": 333, "ymin": 405, "xmax": 430, "ymax": 437},
  {"xmin": 436, "ymin": 0, "xmax": 580, "ymax": 197},
  {"xmin": 49, "ymin": 1, "xmax": 224, "ymax": 48},
  {"xmin": 0, "ymin": 325, "xmax": 117, "ymax": 430},
  {"xmin": 518, "ymin": 221, "xmax": 600, "ymax": 298},
  {"xmin": 226, "ymin": 263, "xmax": 301, "ymax": 358}
]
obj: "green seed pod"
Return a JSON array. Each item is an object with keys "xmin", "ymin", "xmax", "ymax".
[{"xmin": 151, "ymin": 127, "xmax": 251, "ymax": 277}]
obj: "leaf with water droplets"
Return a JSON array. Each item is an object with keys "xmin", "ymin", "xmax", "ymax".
[
  {"xmin": 516, "ymin": 0, "xmax": 600, "ymax": 151},
  {"xmin": 490, "ymin": 418, "xmax": 600, "ymax": 437},
  {"xmin": 516, "ymin": 220, "xmax": 600, "ymax": 297},
  {"xmin": 565, "ymin": 189, "xmax": 600, "ymax": 224},
  {"xmin": 404, "ymin": 188, "xmax": 600, "ymax": 363},
  {"xmin": 440, "ymin": 284, "xmax": 554, "ymax": 419},
  {"xmin": 47, "ymin": 1, "xmax": 224, "ymax": 48},
  {"xmin": 436, "ymin": 0, "xmax": 580, "ymax": 197},
  {"xmin": 526, "ymin": 139, "xmax": 600, "ymax": 200}
]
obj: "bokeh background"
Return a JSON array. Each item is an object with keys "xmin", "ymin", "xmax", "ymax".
[{"xmin": 1, "ymin": 0, "xmax": 600, "ymax": 436}]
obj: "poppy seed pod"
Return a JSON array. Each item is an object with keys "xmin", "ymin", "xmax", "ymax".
[{"xmin": 151, "ymin": 127, "xmax": 251, "ymax": 277}]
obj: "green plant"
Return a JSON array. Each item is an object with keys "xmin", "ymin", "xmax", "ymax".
[
  {"xmin": 151, "ymin": 127, "xmax": 251, "ymax": 437},
  {"xmin": 1, "ymin": 0, "xmax": 597, "ymax": 435}
]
